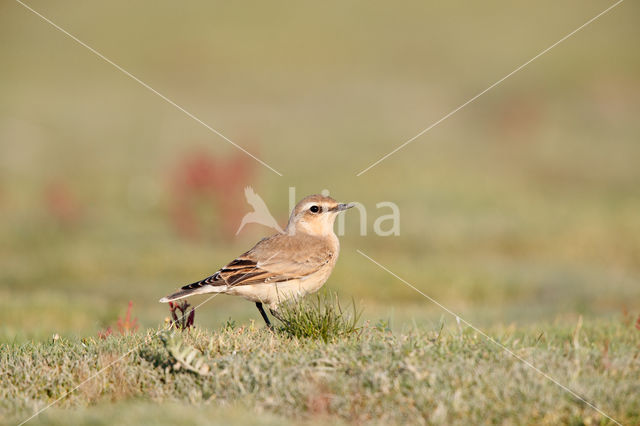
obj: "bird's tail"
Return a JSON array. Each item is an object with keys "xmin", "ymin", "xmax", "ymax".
[{"xmin": 159, "ymin": 274, "xmax": 226, "ymax": 303}]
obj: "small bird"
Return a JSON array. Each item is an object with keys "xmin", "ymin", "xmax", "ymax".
[
  {"xmin": 160, "ymin": 194, "xmax": 354, "ymax": 327},
  {"xmin": 235, "ymin": 186, "xmax": 283, "ymax": 235}
]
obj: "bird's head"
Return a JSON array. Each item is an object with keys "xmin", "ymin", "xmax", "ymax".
[{"xmin": 286, "ymin": 194, "xmax": 354, "ymax": 236}]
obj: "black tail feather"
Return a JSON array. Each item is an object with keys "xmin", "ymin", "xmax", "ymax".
[
  {"xmin": 181, "ymin": 273, "xmax": 218, "ymax": 291},
  {"xmin": 159, "ymin": 273, "xmax": 221, "ymax": 303}
]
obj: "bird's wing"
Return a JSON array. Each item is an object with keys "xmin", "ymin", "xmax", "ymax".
[{"xmin": 214, "ymin": 233, "xmax": 334, "ymax": 287}]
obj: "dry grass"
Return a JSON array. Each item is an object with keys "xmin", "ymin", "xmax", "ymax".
[{"xmin": 2, "ymin": 316, "xmax": 639, "ymax": 425}]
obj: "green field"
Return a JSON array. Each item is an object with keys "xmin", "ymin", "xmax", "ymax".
[{"xmin": 1, "ymin": 0, "xmax": 639, "ymax": 424}]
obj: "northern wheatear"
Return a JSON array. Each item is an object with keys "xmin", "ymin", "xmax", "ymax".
[{"xmin": 160, "ymin": 194, "xmax": 354, "ymax": 327}]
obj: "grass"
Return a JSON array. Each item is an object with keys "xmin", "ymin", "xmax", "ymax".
[
  {"xmin": 2, "ymin": 314, "xmax": 639, "ymax": 425},
  {"xmin": 275, "ymin": 292, "xmax": 362, "ymax": 342}
]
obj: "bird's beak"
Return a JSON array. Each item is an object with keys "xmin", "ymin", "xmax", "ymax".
[{"xmin": 336, "ymin": 203, "xmax": 355, "ymax": 211}]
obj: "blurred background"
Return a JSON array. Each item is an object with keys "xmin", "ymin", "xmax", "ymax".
[{"xmin": 1, "ymin": 0, "xmax": 639, "ymax": 342}]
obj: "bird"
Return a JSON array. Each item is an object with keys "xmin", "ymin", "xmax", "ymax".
[
  {"xmin": 160, "ymin": 194, "xmax": 354, "ymax": 327},
  {"xmin": 235, "ymin": 186, "xmax": 283, "ymax": 235}
]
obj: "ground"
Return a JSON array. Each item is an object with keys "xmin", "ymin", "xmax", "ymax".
[{"xmin": 3, "ymin": 317, "xmax": 639, "ymax": 425}]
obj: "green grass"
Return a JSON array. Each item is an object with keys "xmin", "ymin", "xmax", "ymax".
[
  {"xmin": 1, "ymin": 0, "xmax": 639, "ymax": 423},
  {"xmin": 2, "ymin": 316, "xmax": 639, "ymax": 425},
  {"xmin": 275, "ymin": 292, "xmax": 362, "ymax": 342}
]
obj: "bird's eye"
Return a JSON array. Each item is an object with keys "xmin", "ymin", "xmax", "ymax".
[{"xmin": 309, "ymin": 205, "xmax": 320, "ymax": 213}]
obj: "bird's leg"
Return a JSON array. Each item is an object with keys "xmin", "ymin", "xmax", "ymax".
[
  {"xmin": 255, "ymin": 302, "xmax": 272, "ymax": 328},
  {"xmin": 269, "ymin": 308, "xmax": 288, "ymax": 325}
]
